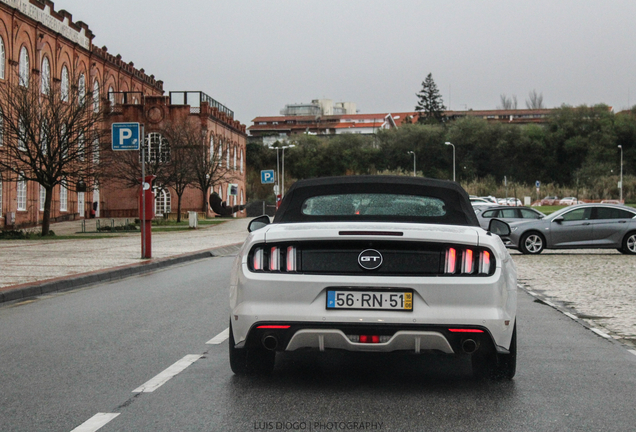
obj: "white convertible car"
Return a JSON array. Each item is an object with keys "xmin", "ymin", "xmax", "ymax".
[{"xmin": 229, "ymin": 176, "xmax": 517, "ymax": 379}]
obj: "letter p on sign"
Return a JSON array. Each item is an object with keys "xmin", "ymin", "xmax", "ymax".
[{"xmin": 112, "ymin": 122, "xmax": 140, "ymax": 151}]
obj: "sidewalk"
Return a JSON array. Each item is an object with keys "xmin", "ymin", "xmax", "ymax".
[{"xmin": 0, "ymin": 217, "xmax": 251, "ymax": 303}]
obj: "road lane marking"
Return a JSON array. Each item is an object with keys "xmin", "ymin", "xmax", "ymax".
[
  {"xmin": 132, "ymin": 354, "xmax": 202, "ymax": 393},
  {"xmin": 628, "ymin": 350, "xmax": 636, "ymax": 357},
  {"xmin": 591, "ymin": 328, "xmax": 611, "ymax": 339},
  {"xmin": 70, "ymin": 413, "xmax": 120, "ymax": 432},
  {"xmin": 206, "ymin": 327, "xmax": 229, "ymax": 345}
]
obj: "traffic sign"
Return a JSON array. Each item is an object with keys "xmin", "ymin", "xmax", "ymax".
[
  {"xmin": 112, "ymin": 123, "xmax": 140, "ymax": 151},
  {"xmin": 261, "ymin": 169, "xmax": 275, "ymax": 184},
  {"xmin": 535, "ymin": 180, "xmax": 540, "ymax": 188}
]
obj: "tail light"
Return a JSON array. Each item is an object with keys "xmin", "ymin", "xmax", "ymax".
[
  {"xmin": 250, "ymin": 244, "xmax": 299, "ymax": 273},
  {"xmin": 444, "ymin": 247, "xmax": 493, "ymax": 275},
  {"xmin": 286, "ymin": 246, "xmax": 297, "ymax": 272},
  {"xmin": 269, "ymin": 247, "xmax": 280, "ymax": 271}
]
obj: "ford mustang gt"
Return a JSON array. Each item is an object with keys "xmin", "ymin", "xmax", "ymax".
[{"xmin": 229, "ymin": 176, "xmax": 517, "ymax": 379}]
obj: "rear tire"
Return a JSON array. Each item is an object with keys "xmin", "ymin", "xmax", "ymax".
[
  {"xmin": 228, "ymin": 320, "xmax": 276, "ymax": 375},
  {"xmin": 520, "ymin": 232, "xmax": 545, "ymax": 254},
  {"xmin": 621, "ymin": 232, "xmax": 636, "ymax": 255},
  {"xmin": 472, "ymin": 324, "xmax": 517, "ymax": 380}
]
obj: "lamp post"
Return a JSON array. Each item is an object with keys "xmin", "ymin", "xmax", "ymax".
[
  {"xmin": 407, "ymin": 151, "xmax": 416, "ymax": 176},
  {"xmin": 280, "ymin": 144, "xmax": 295, "ymax": 197},
  {"xmin": 444, "ymin": 141, "xmax": 455, "ymax": 182},
  {"xmin": 618, "ymin": 145, "xmax": 623, "ymax": 202}
]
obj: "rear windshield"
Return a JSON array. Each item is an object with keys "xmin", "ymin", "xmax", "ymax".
[{"xmin": 302, "ymin": 194, "xmax": 446, "ymax": 217}]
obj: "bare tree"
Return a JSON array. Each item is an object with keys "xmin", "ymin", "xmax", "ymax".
[
  {"xmin": 498, "ymin": 94, "xmax": 518, "ymax": 110},
  {"xmin": 0, "ymin": 73, "xmax": 107, "ymax": 235},
  {"xmin": 526, "ymin": 90, "xmax": 544, "ymax": 109}
]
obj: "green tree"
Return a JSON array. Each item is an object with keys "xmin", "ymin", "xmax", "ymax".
[{"xmin": 415, "ymin": 73, "xmax": 446, "ymax": 124}]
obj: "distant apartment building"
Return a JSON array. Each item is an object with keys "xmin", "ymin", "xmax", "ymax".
[{"xmin": 249, "ymin": 104, "xmax": 555, "ymax": 144}]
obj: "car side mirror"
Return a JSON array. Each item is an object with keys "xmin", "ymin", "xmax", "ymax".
[
  {"xmin": 248, "ymin": 215, "xmax": 270, "ymax": 232},
  {"xmin": 553, "ymin": 216, "xmax": 564, "ymax": 223},
  {"xmin": 488, "ymin": 218, "xmax": 511, "ymax": 236}
]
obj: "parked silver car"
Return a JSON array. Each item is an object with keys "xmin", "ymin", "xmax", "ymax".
[
  {"xmin": 506, "ymin": 204, "xmax": 636, "ymax": 254},
  {"xmin": 476, "ymin": 206, "xmax": 545, "ymax": 230}
]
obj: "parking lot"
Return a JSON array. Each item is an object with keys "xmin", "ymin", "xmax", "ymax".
[{"xmin": 512, "ymin": 249, "xmax": 636, "ymax": 348}]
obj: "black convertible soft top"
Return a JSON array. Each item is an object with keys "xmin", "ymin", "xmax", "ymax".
[{"xmin": 273, "ymin": 175, "xmax": 479, "ymax": 226}]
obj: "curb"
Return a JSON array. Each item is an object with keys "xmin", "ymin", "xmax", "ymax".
[
  {"xmin": 518, "ymin": 283, "xmax": 636, "ymax": 354},
  {"xmin": 0, "ymin": 243, "xmax": 243, "ymax": 305}
]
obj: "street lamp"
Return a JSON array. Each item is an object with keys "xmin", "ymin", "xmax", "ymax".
[
  {"xmin": 407, "ymin": 151, "xmax": 416, "ymax": 176},
  {"xmin": 444, "ymin": 142, "xmax": 455, "ymax": 182},
  {"xmin": 618, "ymin": 145, "xmax": 623, "ymax": 202}
]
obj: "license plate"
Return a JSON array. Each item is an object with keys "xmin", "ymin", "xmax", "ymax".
[{"xmin": 326, "ymin": 289, "xmax": 413, "ymax": 311}]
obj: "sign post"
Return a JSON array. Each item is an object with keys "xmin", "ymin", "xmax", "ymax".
[{"xmin": 112, "ymin": 122, "xmax": 152, "ymax": 259}]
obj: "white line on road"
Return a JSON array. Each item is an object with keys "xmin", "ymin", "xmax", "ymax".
[
  {"xmin": 563, "ymin": 312, "xmax": 578, "ymax": 320},
  {"xmin": 132, "ymin": 354, "xmax": 202, "ymax": 393},
  {"xmin": 628, "ymin": 350, "xmax": 636, "ymax": 357},
  {"xmin": 591, "ymin": 328, "xmax": 611, "ymax": 339},
  {"xmin": 206, "ymin": 327, "xmax": 229, "ymax": 345},
  {"xmin": 70, "ymin": 413, "xmax": 120, "ymax": 432}
]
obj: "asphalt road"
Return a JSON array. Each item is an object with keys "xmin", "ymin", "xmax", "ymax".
[{"xmin": 1, "ymin": 256, "xmax": 636, "ymax": 431}]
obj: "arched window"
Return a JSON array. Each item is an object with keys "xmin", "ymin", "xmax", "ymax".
[
  {"xmin": 39, "ymin": 183, "xmax": 45, "ymax": 211},
  {"xmin": 233, "ymin": 145, "xmax": 237, "ymax": 170},
  {"xmin": 78, "ymin": 74, "xmax": 86, "ymax": 105},
  {"xmin": 0, "ymin": 37, "xmax": 5, "ymax": 79},
  {"xmin": 19, "ymin": 47, "xmax": 29, "ymax": 87},
  {"xmin": 61, "ymin": 66, "xmax": 69, "ymax": 102},
  {"xmin": 218, "ymin": 141, "xmax": 223, "ymax": 166},
  {"xmin": 17, "ymin": 173, "xmax": 27, "ymax": 211},
  {"xmin": 240, "ymin": 149, "xmax": 244, "ymax": 174},
  {"xmin": 60, "ymin": 179, "xmax": 68, "ymax": 212},
  {"xmin": 40, "ymin": 120, "xmax": 48, "ymax": 155},
  {"xmin": 108, "ymin": 86, "xmax": 115, "ymax": 110},
  {"xmin": 41, "ymin": 57, "xmax": 50, "ymax": 94},
  {"xmin": 60, "ymin": 124, "xmax": 67, "ymax": 157},
  {"xmin": 18, "ymin": 117, "xmax": 26, "ymax": 151},
  {"xmin": 154, "ymin": 186, "xmax": 171, "ymax": 216},
  {"xmin": 226, "ymin": 144, "xmax": 230, "ymax": 168},
  {"xmin": 218, "ymin": 185, "xmax": 223, "ymax": 200},
  {"xmin": 93, "ymin": 80, "xmax": 100, "ymax": 112},
  {"xmin": 209, "ymin": 136, "xmax": 214, "ymax": 162},
  {"xmin": 240, "ymin": 189, "xmax": 244, "ymax": 212},
  {"xmin": 143, "ymin": 132, "xmax": 170, "ymax": 163}
]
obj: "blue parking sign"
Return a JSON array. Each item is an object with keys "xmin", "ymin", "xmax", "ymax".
[
  {"xmin": 112, "ymin": 123, "xmax": 140, "ymax": 151},
  {"xmin": 261, "ymin": 170, "xmax": 275, "ymax": 184}
]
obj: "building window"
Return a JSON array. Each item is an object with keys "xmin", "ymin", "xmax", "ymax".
[
  {"xmin": 108, "ymin": 86, "xmax": 115, "ymax": 110},
  {"xmin": 218, "ymin": 141, "xmax": 223, "ymax": 166},
  {"xmin": 78, "ymin": 132, "xmax": 85, "ymax": 161},
  {"xmin": 19, "ymin": 47, "xmax": 29, "ymax": 87},
  {"xmin": 0, "ymin": 37, "xmax": 4, "ymax": 79},
  {"xmin": 40, "ymin": 120, "xmax": 48, "ymax": 155},
  {"xmin": 92, "ymin": 136, "xmax": 99, "ymax": 164},
  {"xmin": 142, "ymin": 132, "xmax": 170, "ymax": 163},
  {"xmin": 17, "ymin": 173, "xmax": 27, "ymax": 211},
  {"xmin": 60, "ymin": 124, "xmax": 68, "ymax": 158},
  {"xmin": 39, "ymin": 183, "xmax": 45, "ymax": 211},
  {"xmin": 209, "ymin": 136, "xmax": 214, "ymax": 162},
  {"xmin": 0, "ymin": 176, "xmax": 3, "ymax": 212},
  {"xmin": 41, "ymin": 57, "xmax": 50, "ymax": 94},
  {"xmin": 18, "ymin": 117, "xmax": 26, "ymax": 151},
  {"xmin": 78, "ymin": 74, "xmax": 86, "ymax": 106},
  {"xmin": 218, "ymin": 185, "xmax": 223, "ymax": 200},
  {"xmin": 93, "ymin": 80, "xmax": 100, "ymax": 113},
  {"xmin": 240, "ymin": 150, "xmax": 244, "ymax": 173},
  {"xmin": 226, "ymin": 144, "xmax": 230, "ymax": 168},
  {"xmin": 61, "ymin": 66, "xmax": 69, "ymax": 102},
  {"xmin": 60, "ymin": 179, "xmax": 68, "ymax": 212},
  {"xmin": 233, "ymin": 146, "xmax": 237, "ymax": 170},
  {"xmin": 154, "ymin": 186, "xmax": 171, "ymax": 216},
  {"xmin": 240, "ymin": 190, "xmax": 244, "ymax": 212}
]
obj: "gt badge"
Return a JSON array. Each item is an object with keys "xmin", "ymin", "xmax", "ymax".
[{"xmin": 358, "ymin": 249, "xmax": 383, "ymax": 270}]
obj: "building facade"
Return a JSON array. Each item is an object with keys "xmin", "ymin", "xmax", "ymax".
[{"xmin": 0, "ymin": 0, "xmax": 246, "ymax": 229}]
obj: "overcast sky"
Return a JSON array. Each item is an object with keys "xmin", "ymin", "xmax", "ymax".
[{"xmin": 54, "ymin": 0, "xmax": 636, "ymax": 126}]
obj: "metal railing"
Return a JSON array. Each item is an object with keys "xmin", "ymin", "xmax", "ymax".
[{"xmin": 169, "ymin": 91, "xmax": 234, "ymax": 119}]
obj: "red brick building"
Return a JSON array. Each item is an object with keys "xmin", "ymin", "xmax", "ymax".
[{"xmin": 0, "ymin": 0, "xmax": 246, "ymax": 229}]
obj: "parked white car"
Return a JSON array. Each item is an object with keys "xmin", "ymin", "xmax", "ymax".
[
  {"xmin": 558, "ymin": 197, "xmax": 580, "ymax": 205},
  {"xmin": 229, "ymin": 176, "xmax": 518, "ymax": 379}
]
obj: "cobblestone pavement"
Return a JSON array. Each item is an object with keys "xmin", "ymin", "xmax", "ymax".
[
  {"xmin": 0, "ymin": 218, "xmax": 250, "ymax": 289},
  {"xmin": 512, "ymin": 249, "xmax": 636, "ymax": 348}
]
